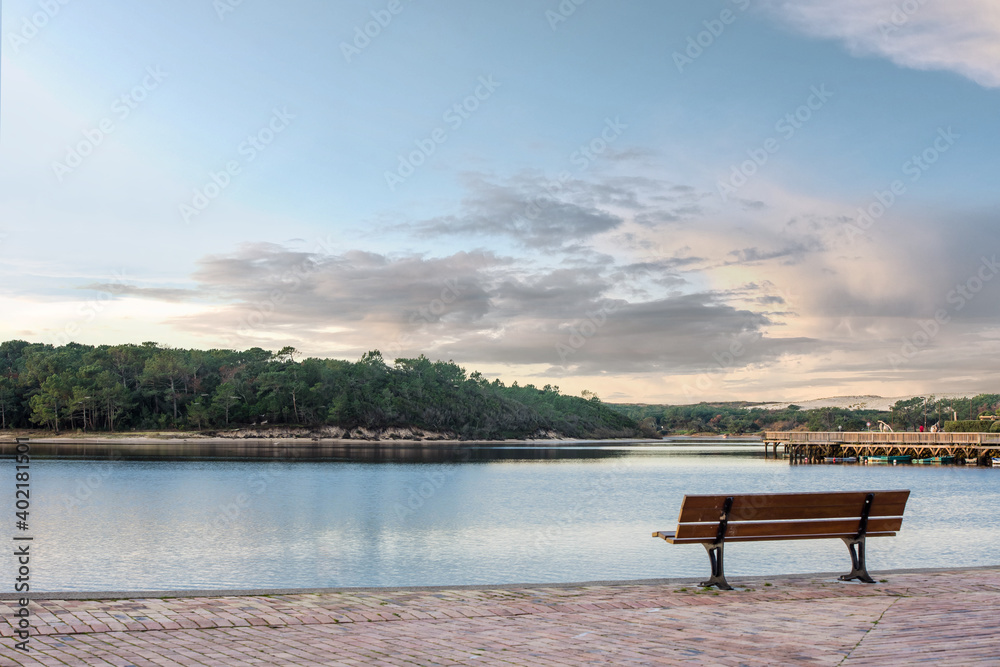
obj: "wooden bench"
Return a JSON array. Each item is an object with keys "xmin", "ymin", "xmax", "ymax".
[{"xmin": 652, "ymin": 490, "xmax": 910, "ymax": 590}]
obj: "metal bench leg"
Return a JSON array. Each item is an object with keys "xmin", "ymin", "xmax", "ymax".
[
  {"xmin": 839, "ymin": 536, "xmax": 875, "ymax": 583},
  {"xmin": 700, "ymin": 542, "xmax": 732, "ymax": 590}
]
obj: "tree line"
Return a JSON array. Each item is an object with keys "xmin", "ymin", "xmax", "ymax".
[
  {"xmin": 611, "ymin": 394, "xmax": 1000, "ymax": 435},
  {"xmin": 0, "ymin": 341, "xmax": 643, "ymax": 439}
]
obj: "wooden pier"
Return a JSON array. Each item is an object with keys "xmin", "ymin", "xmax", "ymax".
[{"xmin": 762, "ymin": 431, "xmax": 1000, "ymax": 465}]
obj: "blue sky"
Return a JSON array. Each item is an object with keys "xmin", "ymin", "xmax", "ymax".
[{"xmin": 3, "ymin": 0, "xmax": 1000, "ymax": 403}]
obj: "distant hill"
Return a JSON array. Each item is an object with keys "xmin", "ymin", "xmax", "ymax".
[
  {"xmin": 754, "ymin": 394, "xmax": 967, "ymax": 412},
  {"xmin": 608, "ymin": 393, "xmax": 998, "ymax": 435}
]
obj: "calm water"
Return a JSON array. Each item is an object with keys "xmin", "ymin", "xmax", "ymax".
[{"xmin": 5, "ymin": 444, "xmax": 998, "ymax": 592}]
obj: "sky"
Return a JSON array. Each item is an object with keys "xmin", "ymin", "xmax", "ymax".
[{"xmin": 2, "ymin": 0, "xmax": 1000, "ymax": 404}]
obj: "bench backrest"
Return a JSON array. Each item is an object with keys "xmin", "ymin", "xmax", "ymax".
[{"xmin": 673, "ymin": 490, "xmax": 910, "ymax": 542}]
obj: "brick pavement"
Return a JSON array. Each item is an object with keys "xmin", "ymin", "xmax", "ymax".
[{"xmin": 0, "ymin": 568, "xmax": 998, "ymax": 665}]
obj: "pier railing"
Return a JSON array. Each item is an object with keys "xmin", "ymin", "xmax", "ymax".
[
  {"xmin": 761, "ymin": 431, "xmax": 1000, "ymax": 464},
  {"xmin": 763, "ymin": 431, "xmax": 1000, "ymax": 445}
]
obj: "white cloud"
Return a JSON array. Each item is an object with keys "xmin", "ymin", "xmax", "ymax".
[{"xmin": 760, "ymin": 0, "xmax": 1000, "ymax": 88}]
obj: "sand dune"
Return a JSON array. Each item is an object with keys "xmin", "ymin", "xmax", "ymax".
[{"xmin": 756, "ymin": 394, "xmax": 967, "ymax": 411}]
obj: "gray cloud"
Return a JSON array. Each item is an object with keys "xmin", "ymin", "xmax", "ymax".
[
  {"xmin": 107, "ymin": 184, "xmax": 1000, "ymax": 398},
  {"xmin": 725, "ymin": 240, "xmax": 823, "ymax": 265},
  {"xmin": 157, "ymin": 243, "xmax": 814, "ymax": 376},
  {"xmin": 398, "ymin": 173, "xmax": 708, "ymax": 248},
  {"xmin": 436, "ymin": 292, "xmax": 817, "ymax": 375},
  {"xmin": 395, "ymin": 176, "xmax": 620, "ymax": 249},
  {"xmin": 181, "ymin": 244, "xmax": 498, "ymax": 333}
]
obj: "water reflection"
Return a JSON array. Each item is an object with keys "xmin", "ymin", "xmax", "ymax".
[
  {"xmin": 10, "ymin": 443, "xmax": 985, "ymax": 593},
  {"xmin": 0, "ymin": 438, "xmax": 763, "ymax": 463}
]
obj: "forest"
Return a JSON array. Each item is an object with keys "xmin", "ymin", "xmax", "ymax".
[
  {"xmin": 0, "ymin": 340, "xmax": 644, "ymax": 439},
  {"xmin": 4, "ymin": 340, "xmax": 997, "ymax": 439}
]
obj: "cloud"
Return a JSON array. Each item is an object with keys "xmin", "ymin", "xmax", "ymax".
[
  {"xmin": 399, "ymin": 173, "xmax": 707, "ymax": 249},
  {"xmin": 725, "ymin": 240, "xmax": 823, "ymax": 265},
  {"xmin": 439, "ymin": 293, "xmax": 818, "ymax": 376},
  {"xmin": 760, "ymin": 0, "xmax": 1000, "ymax": 87},
  {"xmin": 81, "ymin": 284, "xmax": 198, "ymax": 303},
  {"xmin": 401, "ymin": 177, "xmax": 622, "ymax": 249},
  {"xmin": 151, "ymin": 242, "xmax": 817, "ymax": 376},
  {"xmin": 180, "ymin": 243, "xmax": 498, "ymax": 333}
]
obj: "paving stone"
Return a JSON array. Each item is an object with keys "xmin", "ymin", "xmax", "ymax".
[{"xmin": 0, "ymin": 569, "xmax": 998, "ymax": 665}]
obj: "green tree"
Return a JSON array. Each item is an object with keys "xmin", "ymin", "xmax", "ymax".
[
  {"xmin": 211, "ymin": 381, "xmax": 240, "ymax": 425},
  {"xmin": 0, "ymin": 340, "xmax": 651, "ymax": 438},
  {"xmin": 92, "ymin": 370, "xmax": 131, "ymax": 431},
  {"xmin": 0, "ymin": 376, "xmax": 16, "ymax": 429},
  {"xmin": 187, "ymin": 400, "xmax": 210, "ymax": 429},
  {"xmin": 142, "ymin": 348, "xmax": 194, "ymax": 424},
  {"xmin": 889, "ymin": 397, "xmax": 925, "ymax": 430},
  {"xmin": 29, "ymin": 375, "xmax": 74, "ymax": 433}
]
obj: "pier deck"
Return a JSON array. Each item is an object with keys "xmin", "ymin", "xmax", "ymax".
[{"xmin": 763, "ymin": 431, "xmax": 1000, "ymax": 464}]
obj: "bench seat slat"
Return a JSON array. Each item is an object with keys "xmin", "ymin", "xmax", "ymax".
[
  {"xmin": 679, "ymin": 502, "xmax": 908, "ymax": 522},
  {"xmin": 657, "ymin": 530, "xmax": 898, "ymax": 544},
  {"xmin": 677, "ymin": 491, "xmax": 910, "ymax": 523},
  {"xmin": 678, "ymin": 490, "xmax": 910, "ymax": 508},
  {"xmin": 673, "ymin": 516, "xmax": 903, "ymax": 540}
]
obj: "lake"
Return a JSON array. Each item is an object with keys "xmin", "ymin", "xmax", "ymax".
[{"xmin": 5, "ymin": 443, "xmax": 997, "ymax": 592}]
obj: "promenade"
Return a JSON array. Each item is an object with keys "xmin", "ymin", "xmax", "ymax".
[{"xmin": 1, "ymin": 567, "xmax": 998, "ymax": 665}]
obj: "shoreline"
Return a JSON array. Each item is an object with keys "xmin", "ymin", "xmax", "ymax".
[
  {"xmin": 3, "ymin": 563, "xmax": 996, "ymax": 600},
  {"xmin": 0, "ymin": 436, "xmax": 700, "ymax": 461},
  {"xmin": 0, "ymin": 424, "xmax": 635, "ymax": 443},
  {"xmin": 0, "ymin": 432, "xmax": 761, "ymax": 445},
  {"xmin": 0, "ymin": 433, "xmax": 764, "ymax": 460},
  {"xmin": 0, "ymin": 436, "xmax": 671, "ymax": 446}
]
